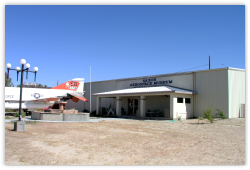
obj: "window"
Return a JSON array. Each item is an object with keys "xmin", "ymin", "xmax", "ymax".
[
  {"xmin": 177, "ymin": 98, "xmax": 183, "ymax": 103},
  {"xmin": 185, "ymin": 98, "xmax": 191, "ymax": 104}
]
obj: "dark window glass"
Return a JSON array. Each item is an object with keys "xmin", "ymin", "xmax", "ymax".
[
  {"xmin": 185, "ymin": 98, "xmax": 191, "ymax": 104},
  {"xmin": 177, "ymin": 98, "xmax": 183, "ymax": 103}
]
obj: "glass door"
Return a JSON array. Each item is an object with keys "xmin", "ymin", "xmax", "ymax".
[{"xmin": 128, "ymin": 98, "xmax": 138, "ymax": 115}]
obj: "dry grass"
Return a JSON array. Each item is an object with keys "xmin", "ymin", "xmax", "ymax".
[{"xmin": 5, "ymin": 118, "xmax": 245, "ymax": 165}]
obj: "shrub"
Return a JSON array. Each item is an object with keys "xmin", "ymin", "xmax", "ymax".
[
  {"xmin": 83, "ymin": 109, "xmax": 89, "ymax": 113},
  {"xmin": 177, "ymin": 116, "xmax": 182, "ymax": 121},
  {"xmin": 21, "ymin": 112, "xmax": 26, "ymax": 118},
  {"xmin": 203, "ymin": 105, "xmax": 215, "ymax": 123},
  {"xmin": 198, "ymin": 117, "xmax": 204, "ymax": 124},
  {"xmin": 90, "ymin": 110, "xmax": 96, "ymax": 117},
  {"xmin": 14, "ymin": 112, "xmax": 19, "ymax": 117},
  {"xmin": 216, "ymin": 109, "xmax": 226, "ymax": 119},
  {"xmin": 14, "ymin": 111, "xmax": 26, "ymax": 118},
  {"xmin": 5, "ymin": 109, "xmax": 16, "ymax": 112}
]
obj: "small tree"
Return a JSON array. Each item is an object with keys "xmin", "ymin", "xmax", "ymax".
[
  {"xmin": 5, "ymin": 72, "xmax": 14, "ymax": 87},
  {"xmin": 37, "ymin": 84, "xmax": 43, "ymax": 88},
  {"xmin": 203, "ymin": 105, "xmax": 215, "ymax": 123}
]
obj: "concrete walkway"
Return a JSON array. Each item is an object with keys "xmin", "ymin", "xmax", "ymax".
[
  {"xmin": 5, "ymin": 116, "xmax": 172, "ymax": 123},
  {"xmin": 5, "ymin": 116, "xmax": 125, "ymax": 123}
]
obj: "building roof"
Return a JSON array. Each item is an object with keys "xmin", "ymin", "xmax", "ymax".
[
  {"xmin": 93, "ymin": 85, "xmax": 195, "ymax": 97},
  {"xmin": 85, "ymin": 67, "xmax": 245, "ymax": 84}
]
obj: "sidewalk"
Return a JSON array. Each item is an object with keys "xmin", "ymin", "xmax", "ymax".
[{"xmin": 5, "ymin": 116, "xmax": 124, "ymax": 123}]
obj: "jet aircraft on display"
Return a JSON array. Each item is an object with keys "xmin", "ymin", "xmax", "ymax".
[{"xmin": 5, "ymin": 78, "xmax": 88, "ymax": 111}]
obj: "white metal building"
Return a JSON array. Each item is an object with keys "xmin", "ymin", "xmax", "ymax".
[{"xmin": 66, "ymin": 67, "xmax": 245, "ymax": 119}]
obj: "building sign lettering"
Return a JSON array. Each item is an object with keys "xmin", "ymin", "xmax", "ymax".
[
  {"xmin": 130, "ymin": 78, "xmax": 173, "ymax": 87},
  {"xmin": 5, "ymin": 95, "xmax": 14, "ymax": 98}
]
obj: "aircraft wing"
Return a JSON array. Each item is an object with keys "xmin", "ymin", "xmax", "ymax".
[
  {"xmin": 58, "ymin": 93, "xmax": 88, "ymax": 102},
  {"xmin": 67, "ymin": 93, "xmax": 88, "ymax": 102}
]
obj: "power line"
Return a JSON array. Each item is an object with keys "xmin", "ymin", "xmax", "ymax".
[
  {"xmin": 175, "ymin": 61, "xmax": 244, "ymax": 74},
  {"xmin": 211, "ymin": 62, "xmax": 244, "ymax": 66},
  {"xmin": 176, "ymin": 64, "xmax": 209, "ymax": 73}
]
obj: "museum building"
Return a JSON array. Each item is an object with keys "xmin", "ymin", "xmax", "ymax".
[{"xmin": 66, "ymin": 67, "xmax": 245, "ymax": 120}]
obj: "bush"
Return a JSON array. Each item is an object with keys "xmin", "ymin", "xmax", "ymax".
[
  {"xmin": 14, "ymin": 111, "xmax": 26, "ymax": 118},
  {"xmin": 90, "ymin": 110, "xmax": 96, "ymax": 117},
  {"xmin": 198, "ymin": 117, "xmax": 204, "ymax": 124},
  {"xmin": 83, "ymin": 109, "xmax": 89, "ymax": 113},
  {"xmin": 22, "ymin": 112, "xmax": 26, "ymax": 118},
  {"xmin": 203, "ymin": 105, "xmax": 215, "ymax": 123},
  {"xmin": 14, "ymin": 112, "xmax": 19, "ymax": 117},
  {"xmin": 216, "ymin": 109, "xmax": 226, "ymax": 119},
  {"xmin": 177, "ymin": 116, "xmax": 182, "ymax": 121},
  {"xmin": 5, "ymin": 109, "xmax": 17, "ymax": 112}
]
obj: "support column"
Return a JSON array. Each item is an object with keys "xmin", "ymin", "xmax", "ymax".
[
  {"xmin": 170, "ymin": 94, "xmax": 174, "ymax": 120},
  {"xmin": 57, "ymin": 101, "xmax": 67, "ymax": 110},
  {"xmin": 116, "ymin": 96, "xmax": 121, "ymax": 117},
  {"xmin": 96, "ymin": 97, "xmax": 101, "ymax": 115},
  {"xmin": 140, "ymin": 96, "xmax": 146, "ymax": 118}
]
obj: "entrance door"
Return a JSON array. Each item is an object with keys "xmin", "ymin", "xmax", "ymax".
[{"xmin": 128, "ymin": 98, "xmax": 138, "ymax": 116}]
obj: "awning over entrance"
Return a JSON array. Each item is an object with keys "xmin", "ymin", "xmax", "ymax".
[
  {"xmin": 93, "ymin": 85, "xmax": 195, "ymax": 97},
  {"xmin": 93, "ymin": 85, "xmax": 195, "ymax": 119}
]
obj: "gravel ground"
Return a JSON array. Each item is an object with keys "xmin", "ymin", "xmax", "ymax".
[{"xmin": 5, "ymin": 118, "xmax": 245, "ymax": 165}]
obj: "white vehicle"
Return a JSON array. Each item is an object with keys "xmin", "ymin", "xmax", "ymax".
[{"xmin": 5, "ymin": 78, "xmax": 88, "ymax": 111}]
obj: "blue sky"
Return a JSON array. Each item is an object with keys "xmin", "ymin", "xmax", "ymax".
[{"xmin": 5, "ymin": 5, "xmax": 245, "ymax": 87}]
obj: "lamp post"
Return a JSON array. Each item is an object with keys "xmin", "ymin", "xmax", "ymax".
[{"xmin": 6, "ymin": 59, "xmax": 38, "ymax": 123}]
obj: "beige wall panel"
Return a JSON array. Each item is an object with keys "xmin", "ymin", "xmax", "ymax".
[
  {"xmin": 65, "ymin": 100, "xmax": 85, "ymax": 112},
  {"xmin": 194, "ymin": 69, "xmax": 228, "ymax": 118},
  {"xmin": 228, "ymin": 70, "xmax": 245, "ymax": 118}
]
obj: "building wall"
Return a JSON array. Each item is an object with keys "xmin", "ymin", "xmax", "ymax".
[
  {"xmin": 117, "ymin": 73, "xmax": 193, "ymax": 90},
  {"xmin": 194, "ymin": 69, "xmax": 229, "ymax": 118},
  {"xmin": 171, "ymin": 93, "xmax": 194, "ymax": 119},
  {"xmin": 65, "ymin": 100, "xmax": 85, "ymax": 112},
  {"xmin": 66, "ymin": 68, "xmax": 245, "ymax": 119},
  {"xmin": 84, "ymin": 80, "xmax": 117, "ymax": 112},
  {"xmin": 228, "ymin": 69, "xmax": 245, "ymax": 118},
  {"xmin": 82, "ymin": 73, "xmax": 193, "ymax": 113}
]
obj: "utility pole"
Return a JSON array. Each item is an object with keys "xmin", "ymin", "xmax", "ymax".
[
  {"xmin": 209, "ymin": 56, "xmax": 210, "ymax": 70},
  {"xmin": 57, "ymin": 80, "xmax": 59, "ymax": 86}
]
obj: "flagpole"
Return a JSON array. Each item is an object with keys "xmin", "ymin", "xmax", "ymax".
[{"xmin": 90, "ymin": 66, "xmax": 91, "ymax": 114}]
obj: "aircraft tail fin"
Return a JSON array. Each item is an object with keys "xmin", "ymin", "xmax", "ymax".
[{"xmin": 51, "ymin": 78, "xmax": 85, "ymax": 93}]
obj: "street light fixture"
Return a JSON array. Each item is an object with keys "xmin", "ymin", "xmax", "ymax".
[{"xmin": 6, "ymin": 59, "xmax": 38, "ymax": 123}]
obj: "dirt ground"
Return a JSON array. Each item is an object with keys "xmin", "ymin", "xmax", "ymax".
[{"xmin": 5, "ymin": 118, "xmax": 245, "ymax": 165}]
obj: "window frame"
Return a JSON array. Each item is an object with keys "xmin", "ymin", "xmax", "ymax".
[
  {"xmin": 185, "ymin": 98, "xmax": 191, "ymax": 104},
  {"xmin": 177, "ymin": 97, "xmax": 183, "ymax": 103}
]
